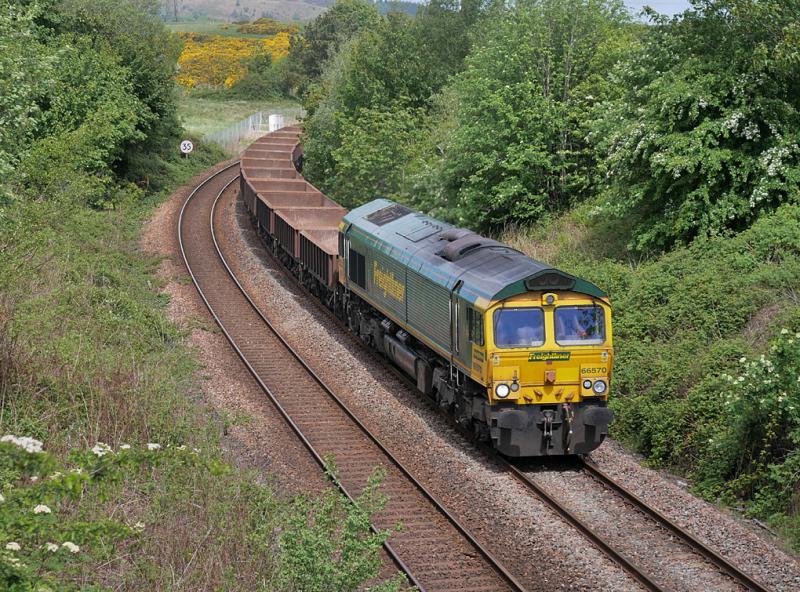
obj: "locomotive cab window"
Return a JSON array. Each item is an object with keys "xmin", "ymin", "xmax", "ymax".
[
  {"xmin": 468, "ymin": 308, "xmax": 484, "ymax": 346},
  {"xmin": 493, "ymin": 308, "xmax": 544, "ymax": 348},
  {"xmin": 555, "ymin": 305, "xmax": 605, "ymax": 346},
  {"xmin": 348, "ymin": 247, "xmax": 366, "ymax": 289}
]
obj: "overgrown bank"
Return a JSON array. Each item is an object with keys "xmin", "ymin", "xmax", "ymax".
[{"xmin": 0, "ymin": 1, "xmax": 404, "ymax": 589}]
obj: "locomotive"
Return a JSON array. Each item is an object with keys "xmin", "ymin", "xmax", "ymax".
[{"xmin": 240, "ymin": 126, "xmax": 614, "ymax": 456}]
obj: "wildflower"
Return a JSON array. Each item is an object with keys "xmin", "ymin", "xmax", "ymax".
[
  {"xmin": 147, "ymin": 443, "xmax": 161, "ymax": 451},
  {"xmin": 44, "ymin": 543, "xmax": 59, "ymax": 552},
  {"xmin": 70, "ymin": 467, "xmax": 84, "ymax": 474},
  {"xmin": 739, "ymin": 357, "xmax": 746, "ymax": 364},
  {"xmin": 4, "ymin": 554, "xmax": 23, "ymax": 568},
  {"xmin": 120, "ymin": 444, "xmax": 131, "ymax": 450},
  {"xmin": 92, "ymin": 442, "xmax": 112, "ymax": 457},
  {"xmin": 781, "ymin": 328, "xmax": 789, "ymax": 335},
  {"xmin": 1, "ymin": 435, "xmax": 44, "ymax": 453},
  {"xmin": 50, "ymin": 471, "xmax": 63, "ymax": 480},
  {"xmin": 33, "ymin": 504, "xmax": 52, "ymax": 514},
  {"xmin": 133, "ymin": 521, "xmax": 145, "ymax": 531},
  {"xmin": 5, "ymin": 542, "xmax": 20, "ymax": 551},
  {"xmin": 30, "ymin": 476, "xmax": 38, "ymax": 482},
  {"xmin": 0, "ymin": 493, "xmax": 4, "ymax": 503},
  {"xmin": 61, "ymin": 541, "xmax": 80, "ymax": 554}
]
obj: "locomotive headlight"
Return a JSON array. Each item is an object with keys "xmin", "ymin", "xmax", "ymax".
[
  {"xmin": 592, "ymin": 380, "xmax": 607, "ymax": 395},
  {"xmin": 495, "ymin": 383, "xmax": 511, "ymax": 399},
  {"xmin": 582, "ymin": 379, "xmax": 592, "ymax": 390}
]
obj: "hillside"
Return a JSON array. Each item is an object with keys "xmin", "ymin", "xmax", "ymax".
[{"xmin": 165, "ymin": 0, "xmax": 330, "ymax": 22}]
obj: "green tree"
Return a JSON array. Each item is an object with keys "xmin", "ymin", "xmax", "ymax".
[
  {"xmin": 428, "ymin": 0, "xmax": 631, "ymax": 229},
  {"xmin": 287, "ymin": 0, "xmax": 382, "ymax": 96},
  {"xmin": 593, "ymin": 0, "xmax": 800, "ymax": 253}
]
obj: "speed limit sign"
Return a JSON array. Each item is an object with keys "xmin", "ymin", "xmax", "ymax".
[{"xmin": 180, "ymin": 140, "xmax": 194, "ymax": 154}]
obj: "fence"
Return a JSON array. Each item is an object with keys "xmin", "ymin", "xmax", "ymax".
[{"xmin": 203, "ymin": 107, "xmax": 303, "ymax": 153}]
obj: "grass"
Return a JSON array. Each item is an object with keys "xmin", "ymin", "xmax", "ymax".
[
  {"xmin": 0, "ymin": 139, "xmax": 404, "ymax": 589},
  {"xmin": 178, "ymin": 93, "xmax": 304, "ymax": 137}
]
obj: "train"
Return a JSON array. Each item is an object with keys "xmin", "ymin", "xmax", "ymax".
[{"xmin": 239, "ymin": 125, "xmax": 614, "ymax": 456}]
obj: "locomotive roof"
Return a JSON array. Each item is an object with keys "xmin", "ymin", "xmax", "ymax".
[{"xmin": 344, "ymin": 199, "xmax": 607, "ymax": 306}]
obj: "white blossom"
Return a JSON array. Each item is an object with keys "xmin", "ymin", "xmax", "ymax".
[
  {"xmin": 61, "ymin": 541, "xmax": 80, "ymax": 554},
  {"xmin": 0, "ymin": 493, "xmax": 4, "ymax": 503},
  {"xmin": 147, "ymin": 443, "xmax": 161, "ymax": 451},
  {"xmin": 5, "ymin": 542, "xmax": 20, "ymax": 551},
  {"xmin": 33, "ymin": 504, "xmax": 52, "ymax": 515},
  {"xmin": 91, "ymin": 442, "xmax": 112, "ymax": 457},
  {"xmin": 1, "ymin": 435, "xmax": 44, "ymax": 453},
  {"xmin": 133, "ymin": 521, "xmax": 145, "ymax": 531},
  {"xmin": 44, "ymin": 542, "xmax": 59, "ymax": 552},
  {"xmin": 119, "ymin": 444, "xmax": 131, "ymax": 450}
]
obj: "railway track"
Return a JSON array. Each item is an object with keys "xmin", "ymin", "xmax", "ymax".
[
  {"xmin": 505, "ymin": 458, "xmax": 770, "ymax": 592},
  {"xmin": 178, "ymin": 163, "xmax": 526, "ymax": 592},
  {"xmin": 227, "ymin": 154, "xmax": 774, "ymax": 592},
  {"xmin": 229, "ymin": 174, "xmax": 773, "ymax": 591}
]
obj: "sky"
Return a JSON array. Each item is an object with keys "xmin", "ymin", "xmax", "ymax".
[{"xmin": 625, "ymin": 1, "xmax": 692, "ymax": 15}]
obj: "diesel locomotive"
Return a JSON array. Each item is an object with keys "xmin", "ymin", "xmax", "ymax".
[{"xmin": 240, "ymin": 127, "xmax": 614, "ymax": 456}]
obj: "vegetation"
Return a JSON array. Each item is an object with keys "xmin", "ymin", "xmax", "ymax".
[
  {"xmin": 295, "ymin": 0, "xmax": 800, "ymax": 548},
  {"xmin": 1, "ymin": 1, "xmax": 406, "ymax": 589}
]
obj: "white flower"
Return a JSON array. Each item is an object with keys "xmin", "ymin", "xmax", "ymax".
[
  {"xmin": 1, "ymin": 435, "xmax": 44, "ymax": 454},
  {"xmin": 50, "ymin": 472, "xmax": 63, "ymax": 480},
  {"xmin": 147, "ymin": 443, "xmax": 161, "ymax": 451},
  {"xmin": 61, "ymin": 541, "xmax": 80, "ymax": 553},
  {"xmin": 0, "ymin": 493, "xmax": 4, "ymax": 502},
  {"xmin": 33, "ymin": 504, "xmax": 52, "ymax": 515},
  {"xmin": 30, "ymin": 476, "xmax": 38, "ymax": 482},
  {"xmin": 119, "ymin": 444, "xmax": 131, "ymax": 450},
  {"xmin": 91, "ymin": 442, "xmax": 112, "ymax": 457},
  {"xmin": 44, "ymin": 543, "xmax": 59, "ymax": 552},
  {"xmin": 781, "ymin": 328, "xmax": 789, "ymax": 335},
  {"xmin": 70, "ymin": 467, "xmax": 84, "ymax": 474},
  {"xmin": 739, "ymin": 357, "xmax": 747, "ymax": 364},
  {"xmin": 133, "ymin": 521, "xmax": 145, "ymax": 531},
  {"xmin": 5, "ymin": 542, "xmax": 20, "ymax": 551}
]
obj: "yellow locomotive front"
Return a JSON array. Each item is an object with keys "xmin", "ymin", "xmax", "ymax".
[{"xmin": 475, "ymin": 291, "xmax": 614, "ymax": 456}]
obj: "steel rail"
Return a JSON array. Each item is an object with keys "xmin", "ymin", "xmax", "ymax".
[
  {"xmin": 208, "ymin": 175, "xmax": 526, "ymax": 592},
  {"xmin": 179, "ymin": 163, "xmax": 527, "ymax": 592},
  {"xmin": 177, "ymin": 163, "xmax": 423, "ymax": 590},
  {"xmin": 580, "ymin": 458, "xmax": 770, "ymax": 592},
  {"xmin": 239, "ymin": 134, "xmax": 775, "ymax": 592},
  {"xmin": 500, "ymin": 458, "xmax": 665, "ymax": 592}
]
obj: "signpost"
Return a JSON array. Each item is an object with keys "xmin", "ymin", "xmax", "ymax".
[{"xmin": 180, "ymin": 140, "xmax": 194, "ymax": 158}]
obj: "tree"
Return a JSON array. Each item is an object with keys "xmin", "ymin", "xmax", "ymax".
[
  {"xmin": 593, "ymin": 0, "xmax": 800, "ymax": 252},
  {"xmin": 287, "ymin": 0, "xmax": 382, "ymax": 96},
  {"xmin": 430, "ymin": 0, "xmax": 631, "ymax": 229}
]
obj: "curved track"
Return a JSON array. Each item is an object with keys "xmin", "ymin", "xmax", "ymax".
[
  {"xmin": 178, "ymin": 164, "xmax": 526, "ymax": 592},
  {"xmin": 232, "ymin": 161, "xmax": 772, "ymax": 592}
]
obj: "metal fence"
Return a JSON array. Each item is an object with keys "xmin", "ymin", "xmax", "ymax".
[{"xmin": 203, "ymin": 107, "xmax": 303, "ymax": 153}]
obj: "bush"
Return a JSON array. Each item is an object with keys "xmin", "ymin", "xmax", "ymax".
[{"xmin": 592, "ymin": 0, "xmax": 800, "ymax": 253}]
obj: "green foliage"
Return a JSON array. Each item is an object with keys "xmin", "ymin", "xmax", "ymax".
[
  {"xmin": 287, "ymin": 0, "xmax": 382, "ymax": 95},
  {"xmin": 0, "ymin": 1, "xmax": 53, "ymax": 180},
  {"xmin": 0, "ymin": 0, "xmax": 183, "ymax": 198},
  {"xmin": 301, "ymin": 6, "xmax": 462, "ymax": 206},
  {"xmin": 429, "ymin": 0, "xmax": 632, "ymax": 229},
  {"xmin": 232, "ymin": 55, "xmax": 293, "ymax": 100},
  {"xmin": 273, "ymin": 463, "xmax": 406, "ymax": 592},
  {"xmin": 326, "ymin": 107, "xmax": 423, "ymax": 207},
  {"xmin": 593, "ymin": 0, "xmax": 800, "ymax": 252},
  {"xmin": 0, "ymin": 439, "xmax": 191, "ymax": 591}
]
